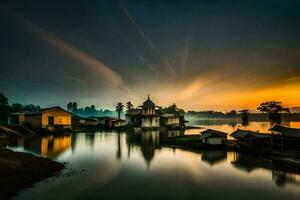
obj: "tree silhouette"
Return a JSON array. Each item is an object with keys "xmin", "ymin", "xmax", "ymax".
[
  {"xmin": 116, "ymin": 102, "xmax": 124, "ymax": 119},
  {"xmin": 0, "ymin": 92, "xmax": 9, "ymax": 125},
  {"xmin": 72, "ymin": 102, "xmax": 78, "ymax": 112},
  {"xmin": 257, "ymin": 101, "xmax": 289, "ymax": 125},
  {"xmin": 126, "ymin": 101, "xmax": 133, "ymax": 111},
  {"xmin": 0, "ymin": 92, "xmax": 8, "ymax": 105},
  {"xmin": 239, "ymin": 109, "xmax": 249, "ymax": 127},
  {"xmin": 67, "ymin": 102, "xmax": 73, "ymax": 111}
]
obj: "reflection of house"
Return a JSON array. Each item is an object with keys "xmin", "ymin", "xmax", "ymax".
[
  {"xmin": 201, "ymin": 150, "xmax": 227, "ymax": 166},
  {"xmin": 22, "ymin": 135, "xmax": 71, "ymax": 158},
  {"xmin": 230, "ymin": 129, "xmax": 270, "ymax": 149},
  {"xmin": 231, "ymin": 152, "xmax": 300, "ymax": 187},
  {"xmin": 201, "ymin": 129, "xmax": 227, "ymax": 145},
  {"xmin": 126, "ymin": 95, "xmax": 183, "ymax": 129},
  {"xmin": 269, "ymin": 125, "xmax": 300, "ymax": 150},
  {"xmin": 9, "ymin": 106, "xmax": 72, "ymax": 130}
]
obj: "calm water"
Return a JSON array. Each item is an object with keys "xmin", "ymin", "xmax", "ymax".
[{"xmin": 8, "ymin": 121, "xmax": 300, "ymax": 200}]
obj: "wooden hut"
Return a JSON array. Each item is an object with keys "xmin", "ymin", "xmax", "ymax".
[
  {"xmin": 201, "ymin": 129, "xmax": 227, "ymax": 146},
  {"xmin": 9, "ymin": 106, "xmax": 72, "ymax": 130},
  {"xmin": 230, "ymin": 129, "xmax": 270, "ymax": 149},
  {"xmin": 269, "ymin": 125, "xmax": 300, "ymax": 151}
]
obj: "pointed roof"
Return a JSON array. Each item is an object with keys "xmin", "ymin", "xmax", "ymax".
[{"xmin": 141, "ymin": 95, "xmax": 155, "ymax": 107}]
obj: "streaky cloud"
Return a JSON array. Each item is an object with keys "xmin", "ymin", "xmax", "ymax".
[
  {"xmin": 119, "ymin": 0, "xmax": 175, "ymax": 76},
  {"xmin": 2, "ymin": 7, "xmax": 125, "ymax": 89},
  {"xmin": 137, "ymin": 54, "xmax": 160, "ymax": 76}
]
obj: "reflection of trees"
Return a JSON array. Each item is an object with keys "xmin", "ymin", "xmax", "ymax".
[
  {"xmin": 201, "ymin": 150, "xmax": 227, "ymax": 166},
  {"xmin": 85, "ymin": 133, "xmax": 95, "ymax": 148},
  {"xmin": 116, "ymin": 132, "xmax": 121, "ymax": 160},
  {"xmin": 232, "ymin": 152, "xmax": 300, "ymax": 187}
]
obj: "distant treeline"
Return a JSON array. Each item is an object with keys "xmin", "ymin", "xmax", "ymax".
[
  {"xmin": 66, "ymin": 102, "xmax": 117, "ymax": 117},
  {"xmin": 185, "ymin": 111, "xmax": 300, "ymax": 121}
]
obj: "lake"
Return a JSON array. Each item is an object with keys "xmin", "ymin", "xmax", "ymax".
[{"xmin": 8, "ymin": 121, "xmax": 300, "ymax": 200}]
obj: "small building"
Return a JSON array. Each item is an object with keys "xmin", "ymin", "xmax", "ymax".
[
  {"xmin": 81, "ymin": 118, "xmax": 99, "ymax": 126},
  {"xmin": 201, "ymin": 129, "xmax": 227, "ymax": 145},
  {"xmin": 230, "ymin": 129, "xmax": 270, "ymax": 149},
  {"xmin": 113, "ymin": 119, "xmax": 127, "ymax": 128},
  {"xmin": 269, "ymin": 125, "xmax": 300, "ymax": 151},
  {"xmin": 160, "ymin": 114, "xmax": 181, "ymax": 128},
  {"xmin": 126, "ymin": 95, "xmax": 160, "ymax": 129},
  {"xmin": 9, "ymin": 106, "xmax": 72, "ymax": 130}
]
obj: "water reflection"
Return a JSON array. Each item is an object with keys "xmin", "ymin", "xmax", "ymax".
[
  {"xmin": 7, "ymin": 129, "xmax": 300, "ymax": 199},
  {"xmin": 231, "ymin": 152, "xmax": 300, "ymax": 187},
  {"xmin": 201, "ymin": 150, "xmax": 227, "ymax": 166},
  {"xmin": 9, "ymin": 135, "xmax": 72, "ymax": 159}
]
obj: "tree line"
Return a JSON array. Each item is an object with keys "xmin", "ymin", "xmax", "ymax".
[
  {"xmin": 66, "ymin": 102, "xmax": 115, "ymax": 117},
  {"xmin": 0, "ymin": 92, "xmax": 40, "ymax": 125}
]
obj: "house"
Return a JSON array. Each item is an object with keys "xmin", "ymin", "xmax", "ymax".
[
  {"xmin": 126, "ymin": 95, "xmax": 160, "ymax": 128},
  {"xmin": 160, "ymin": 114, "xmax": 181, "ymax": 128},
  {"xmin": 112, "ymin": 119, "xmax": 127, "ymax": 128},
  {"xmin": 9, "ymin": 106, "xmax": 72, "ymax": 130},
  {"xmin": 230, "ymin": 129, "xmax": 270, "ymax": 149},
  {"xmin": 201, "ymin": 129, "xmax": 227, "ymax": 145},
  {"xmin": 269, "ymin": 125, "xmax": 300, "ymax": 151}
]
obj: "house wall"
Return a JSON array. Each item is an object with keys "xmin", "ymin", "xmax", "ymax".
[
  {"xmin": 41, "ymin": 108, "xmax": 72, "ymax": 128},
  {"xmin": 142, "ymin": 107, "xmax": 155, "ymax": 115},
  {"xmin": 25, "ymin": 115, "xmax": 42, "ymax": 128},
  {"xmin": 166, "ymin": 117, "xmax": 180, "ymax": 125},
  {"xmin": 205, "ymin": 137, "xmax": 223, "ymax": 145},
  {"xmin": 114, "ymin": 121, "xmax": 126, "ymax": 127},
  {"xmin": 141, "ymin": 117, "xmax": 160, "ymax": 128}
]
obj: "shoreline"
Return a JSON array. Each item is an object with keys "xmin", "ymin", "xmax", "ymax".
[{"xmin": 0, "ymin": 148, "xmax": 64, "ymax": 200}]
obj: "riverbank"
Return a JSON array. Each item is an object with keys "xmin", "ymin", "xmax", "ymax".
[
  {"xmin": 0, "ymin": 148, "xmax": 64, "ymax": 200},
  {"xmin": 0, "ymin": 126, "xmax": 65, "ymax": 199}
]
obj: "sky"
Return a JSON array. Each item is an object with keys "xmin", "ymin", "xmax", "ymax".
[{"xmin": 0, "ymin": 0, "xmax": 300, "ymax": 111}]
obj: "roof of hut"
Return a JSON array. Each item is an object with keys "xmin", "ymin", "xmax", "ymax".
[
  {"xmin": 270, "ymin": 125, "xmax": 300, "ymax": 137},
  {"xmin": 201, "ymin": 129, "xmax": 227, "ymax": 138},
  {"xmin": 230, "ymin": 129, "xmax": 270, "ymax": 139}
]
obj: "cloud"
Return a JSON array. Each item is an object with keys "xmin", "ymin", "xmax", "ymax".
[
  {"xmin": 285, "ymin": 77, "xmax": 300, "ymax": 82},
  {"xmin": 2, "ymin": 8, "xmax": 125, "ymax": 89}
]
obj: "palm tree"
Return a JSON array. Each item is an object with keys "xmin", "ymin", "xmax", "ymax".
[
  {"xmin": 126, "ymin": 101, "xmax": 133, "ymax": 111},
  {"xmin": 116, "ymin": 102, "xmax": 124, "ymax": 119},
  {"xmin": 257, "ymin": 101, "xmax": 289, "ymax": 125}
]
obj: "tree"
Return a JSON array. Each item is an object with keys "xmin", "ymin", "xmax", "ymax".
[
  {"xmin": 23, "ymin": 104, "xmax": 40, "ymax": 111},
  {"xmin": 0, "ymin": 92, "xmax": 9, "ymax": 125},
  {"xmin": 239, "ymin": 109, "xmax": 249, "ymax": 127},
  {"xmin": 257, "ymin": 101, "xmax": 289, "ymax": 125},
  {"xmin": 0, "ymin": 92, "xmax": 8, "ymax": 105},
  {"xmin": 126, "ymin": 101, "xmax": 133, "ymax": 111},
  {"xmin": 11, "ymin": 103, "xmax": 24, "ymax": 113},
  {"xmin": 116, "ymin": 102, "xmax": 124, "ymax": 119},
  {"xmin": 67, "ymin": 102, "xmax": 73, "ymax": 111},
  {"xmin": 226, "ymin": 110, "xmax": 237, "ymax": 118},
  {"xmin": 72, "ymin": 102, "xmax": 78, "ymax": 113}
]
